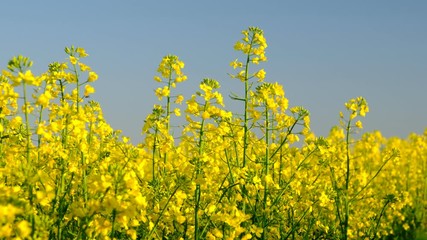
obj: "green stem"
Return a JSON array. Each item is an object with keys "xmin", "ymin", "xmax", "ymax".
[
  {"xmin": 240, "ymin": 34, "xmax": 255, "ymax": 218},
  {"xmin": 279, "ymin": 135, "xmax": 284, "ymax": 185},
  {"xmin": 146, "ymin": 185, "xmax": 180, "ymax": 239},
  {"xmin": 166, "ymin": 68, "xmax": 172, "ymax": 133},
  {"xmin": 224, "ymin": 144, "xmax": 235, "ymax": 185},
  {"xmin": 242, "ymin": 38, "xmax": 253, "ymax": 168},
  {"xmin": 152, "ymin": 126, "xmax": 159, "ymax": 183},
  {"xmin": 350, "ymin": 152, "xmax": 396, "ymax": 202},
  {"xmin": 22, "ymin": 81, "xmax": 36, "ymax": 239},
  {"xmin": 56, "ymin": 158, "xmax": 66, "ymax": 239},
  {"xmin": 269, "ymin": 116, "xmax": 300, "ymax": 161},
  {"xmin": 110, "ymin": 209, "xmax": 117, "ymax": 239},
  {"xmin": 81, "ymin": 152, "xmax": 88, "ymax": 205},
  {"xmin": 58, "ymin": 79, "xmax": 69, "ymax": 146},
  {"xmin": 194, "ymin": 101, "xmax": 207, "ymax": 240},
  {"xmin": 344, "ymin": 119, "xmax": 352, "ymax": 240},
  {"xmin": 371, "ymin": 200, "xmax": 391, "ymax": 239},
  {"xmin": 162, "ymin": 66, "xmax": 173, "ymax": 174},
  {"xmin": 72, "ymin": 63, "xmax": 80, "ymax": 112},
  {"xmin": 329, "ymin": 165, "xmax": 344, "ymax": 234},
  {"xmin": 22, "ymin": 82, "xmax": 31, "ymax": 165},
  {"xmin": 262, "ymin": 105, "xmax": 269, "ymax": 239},
  {"xmin": 36, "ymin": 76, "xmax": 46, "ymax": 160}
]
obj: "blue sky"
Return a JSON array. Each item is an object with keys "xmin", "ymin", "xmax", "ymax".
[{"xmin": 1, "ymin": 1, "xmax": 426, "ymax": 142}]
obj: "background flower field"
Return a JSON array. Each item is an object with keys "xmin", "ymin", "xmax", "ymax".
[{"xmin": 0, "ymin": 27, "xmax": 426, "ymax": 239}]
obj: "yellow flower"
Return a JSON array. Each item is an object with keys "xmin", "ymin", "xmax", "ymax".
[
  {"xmin": 155, "ymin": 86, "xmax": 170, "ymax": 100},
  {"xmin": 230, "ymin": 59, "xmax": 243, "ymax": 69},
  {"xmin": 174, "ymin": 108, "xmax": 181, "ymax": 116},
  {"xmin": 127, "ymin": 229, "xmax": 137, "ymax": 240},
  {"xmin": 18, "ymin": 70, "xmax": 40, "ymax": 85},
  {"xmin": 175, "ymin": 75, "xmax": 187, "ymax": 83},
  {"xmin": 202, "ymin": 111, "xmax": 210, "ymax": 119},
  {"xmin": 210, "ymin": 228, "xmax": 223, "ymax": 238},
  {"xmin": 22, "ymin": 103, "xmax": 34, "ymax": 114},
  {"xmin": 69, "ymin": 56, "xmax": 78, "ymax": 65},
  {"xmin": 252, "ymin": 57, "xmax": 260, "ymax": 64},
  {"xmin": 78, "ymin": 62, "xmax": 91, "ymax": 71},
  {"xmin": 157, "ymin": 55, "xmax": 186, "ymax": 80},
  {"xmin": 76, "ymin": 47, "xmax": 89, "ymax": 57},
  {"xmin": 360, "ymin": 105, "xmax": 369, "ymax": 117},
  {"xmin": 349, "ymin": 111, "xmax": 357, "ymax": 120},
  {"xmin": 36, "ymin": 93, "xmax": 50, "ymax": 107},
  {"xmin": 0, "ymin": 224, "xmax": 12, "ymax": 237},
  {"xmin": 403, "ymin": 223, "xmax": 410, "ymax": 231},
  {"xmin": 175, "ymin": 94, "xmax": 184, "ymax": 104},
  {"xmin": 88, "ymin": 71, "xmax": 98, "ymax": 82},
  {"xmin": 134, "ymin": 195, "xmax": 147, "ymax": 207},
  {"xmin": 252, "ymin": 175, "xmax": 261, "ymax": 184},
  {"xmin": 154, "ymin": 76, "xmax": 162, "ymax": 82},
  {"xmin": 355, "ymin": 120, "xmax": 363, "ymax": 129},
  {"xmin": 176, "ymin": 215, "xmax": 186, "ymax": 224},
  {"xmin": 149, "ymin": 221, "xmax": 155, "ymax": 231},
  {"xmin": 234, "ymin": 42, "xmax": 244, "ymax": 51},
  {"xmin": 10, "ymin": 116, "xmax": 22, "ymax": 128},
  {"xmin": 288, "ymin": 134, "xmax": 299, "ymax": 143},
  {"xmin": 186, "ymin": 97, "xmax": 199, "ymax": 114},
  {"xmin": 303, "ymin": 115, "xmax": 311, "ymax": 129},
  {"xmin": 84, "ymin": 84, "xmax": 95, "ymax": 96},
  {"xmin": 319, "ymin": 192, "xmax": 331, "ymax": 207},
  {"xmin": 255, "ymin": 69, "xmax": 266, "ymax": 82},
  {"xmin": 241, "ymin": 233, "xmax": 252, "ymax": 240},
  {"xmin": 17, "ymin": 220, "xmax": 31, "ymax": 238}
]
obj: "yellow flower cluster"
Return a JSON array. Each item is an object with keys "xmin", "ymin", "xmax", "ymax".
[
  {"xmin": 154, "ymin": 55, "xmax": 187, "ymax": 85},
  {"xmin": 0, "ymin": 29, "xmax": 426, "ymax": 240},
  {"xmin": 230, "ymin": 27, "xmax": 268, "ymax": 82},
  {"xmin": 234, "ymin": 27, "xmax": 268, "ymax": 62}
]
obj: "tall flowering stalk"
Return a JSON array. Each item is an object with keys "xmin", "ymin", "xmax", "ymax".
[
  {"xmin": 230, "ymin": 26, "xmax": 267, "ymax": 168},
  {"xmin": 341, "ymin": 97, "xmax": 369, "ymax": 240},
  {"xmin": 145, "ymin": 55, "xmax": 186, "ymax": 182},
  {"xmin": 6, "ymin": 55, "xmax": 39, "ymax": 238},
  {"xmin": 183, "ymin": 78, "xmax": 227, "ymax": 239}
]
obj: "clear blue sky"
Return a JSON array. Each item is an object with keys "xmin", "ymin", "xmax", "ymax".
[{"xmin": 1, "ymin": 1, "xmax": 426, "ymax": 142}]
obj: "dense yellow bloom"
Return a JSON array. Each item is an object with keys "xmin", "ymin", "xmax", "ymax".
[
  {"xmin": 0, "ymin": 29, "xmax": 424, "ymax": 240},
  {"xmin": 156, "ymin": 55, "xmax": 187, "ymax": 83}
]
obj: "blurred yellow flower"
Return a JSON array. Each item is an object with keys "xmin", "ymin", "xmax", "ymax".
[
  {"xmin": 88, "ymin": 71, "xmax": 98, "ymax": 82},
  {"xmin": 84, "ymin": 84, "xmax": 95, "ymax": 96},
  {"xmin": 69, "ymin": 56, "xmax": 78, "ymax": 65},
  {"xmin": 76, "ymin": 47, "xmax": 89, "ymax": 57}
]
